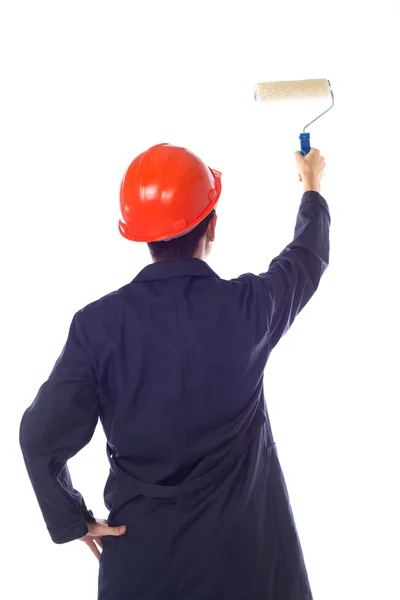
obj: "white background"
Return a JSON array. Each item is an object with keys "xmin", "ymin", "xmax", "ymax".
[{"xmin": 1, "ymin": 1, "xmax": 399, "ymax": 599}]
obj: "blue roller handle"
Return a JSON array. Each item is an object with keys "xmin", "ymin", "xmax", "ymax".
[{"xmin": 299, "ymin": 132, "xmax": 311, "ymax": 156}]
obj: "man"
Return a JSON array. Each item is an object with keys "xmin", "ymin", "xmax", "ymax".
[{"xmin": 20, "ymin": 143, "xmax": 329, "ymax": 599}]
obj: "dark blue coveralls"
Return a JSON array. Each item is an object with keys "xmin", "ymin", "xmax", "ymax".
[{"xmin": 20, "ymin": 190, "xmax": 330, "ymax": 599}]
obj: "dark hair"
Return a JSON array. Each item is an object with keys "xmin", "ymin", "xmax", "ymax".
[{"xmin": 148, "ymin": 210, "xmax": 216, "ymax": 261}]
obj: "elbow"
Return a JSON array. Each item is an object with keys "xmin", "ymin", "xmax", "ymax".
[
  {"xmin": 19, "ymin": 409, "xmax": 40, "ymax": 457},
  {"xmin": 19, "ymin": 411, "xmax": 31, "ymax": 455}
]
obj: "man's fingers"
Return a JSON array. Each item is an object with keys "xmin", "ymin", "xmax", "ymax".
[
  {"xmin": 95, "ymin": 536, "xmax": 103, "ymax": 549},
  {"xmin": 86, "ymin": 539, "xmax": 101, "ymax": 560}
]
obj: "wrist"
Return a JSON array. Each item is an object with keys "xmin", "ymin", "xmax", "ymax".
[{"xmin": 303, "ymin": 180, "xmax": 321, "ymax": 193}]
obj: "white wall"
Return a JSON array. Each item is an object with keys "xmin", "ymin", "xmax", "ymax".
[{"xmin": 1, "ymin": 1, "xmax": 399, "ymax": 599}]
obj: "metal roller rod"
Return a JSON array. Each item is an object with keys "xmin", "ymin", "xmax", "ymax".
[{"xmin": 303, "ymin": 81, "xmax": 335, "ymax": 132}]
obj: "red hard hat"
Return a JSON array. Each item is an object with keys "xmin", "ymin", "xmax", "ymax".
[{"xmin": 118, "ymin": 143, "xmax": 222, "ymax": 242}]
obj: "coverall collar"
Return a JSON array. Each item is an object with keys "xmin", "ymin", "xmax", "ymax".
[{"xmin": 133, "ymin": 258, "xmax": 219, "ymax": 282}]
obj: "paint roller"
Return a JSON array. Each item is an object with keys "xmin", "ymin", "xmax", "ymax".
[{"xmin": 254, "ymin": 79, "xmax": 334, "ymax": 155}]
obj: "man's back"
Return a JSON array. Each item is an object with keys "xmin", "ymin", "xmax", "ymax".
[{"xmin": 90, "ymin": 259, "xmax": 274, "ymax": 484}]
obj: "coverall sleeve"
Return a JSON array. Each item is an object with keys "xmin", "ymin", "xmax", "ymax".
[
  {"xmin": 19, "ymin": 310, "xmax": 99, "ymax": 544},
  {"xmin": 242, "ymin": 191, "xmax": 331, "ymax": 349}
]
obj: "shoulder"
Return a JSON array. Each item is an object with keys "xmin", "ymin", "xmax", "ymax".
[{"xmin": 77, "ymin": 282, "xmax": 133, "ymax": 323}]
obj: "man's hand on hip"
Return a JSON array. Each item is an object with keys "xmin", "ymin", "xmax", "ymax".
[{"xmin": 80, "ymin": 518, "xmax": 127, "ymax": 560}]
